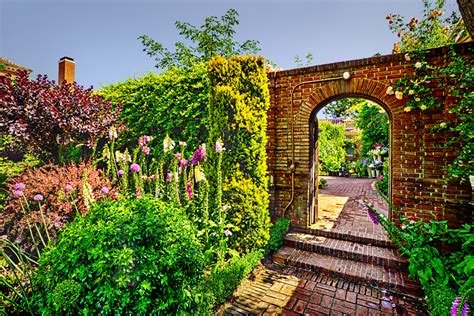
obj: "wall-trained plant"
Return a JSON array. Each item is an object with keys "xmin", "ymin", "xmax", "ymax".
[
  {"xmin": 207, "ymin": 55, "xmax": 271, "ymax": 254},
  {"xmin": 31, "ymin": 198, "xmax": 205, "ymax": 315}
]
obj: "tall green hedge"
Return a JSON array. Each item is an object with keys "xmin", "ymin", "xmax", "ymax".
[
  {"xmin": 207, "ymin": 56, "xmax": 271, "ymax": 254},
  {"xmin": 318, "ymin": 121, "xmax": 346, "ymax": 173},
  {"xmin": 97, "ymin": 64, "xmax": 209, "ymax": 155}
]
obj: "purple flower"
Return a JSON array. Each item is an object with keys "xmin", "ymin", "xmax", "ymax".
[
  {"xmin": 33, "ymin": 194, "xmax": 43, "ymax": 201},
  {"xmin": 452, "ymin": 297, "xmax": 461, "ymax": 316},
  {"xmin": 130, "ymin": 163, "xmax": 140, "ymax": 173},
  {"xmin": 461, "ymin": 303, "xmax": 469, "ymax": 316},
  {"xmin": 368, "ymin": 209, "xmax": 379, "ymax": 225},
  {"xmin": 186, "ymin": 181, "xmax": 193, "ymax": 200},
  {"xmin": 166, "ymin": 172, "xmax": 172, "ymax": 183},
  {"xmin": 13, "ymin": 190, "xmax": 23, "ymax": 197},
  {"xmin": 118, "ymin": 169, "xmax": 125, "ymax": 176},
  {"xmin": 100, "ymin": 187, "xmax": 109, "ymax": 194},
  {"xmin": 14, "ymin": 183, "xmax": 26, "ymax": 190},
  {"xmin": 224, "ymin": 229, "xmax": 232, "ymax": 236},
  {"xmin": 215, "ymin": 141, "xmax": 225, "ymax": 153},
  {"xmin": 190, "ymin": 145, "xmax": 206, "ymax": 165},
  {"xmin": 179, "ymin": 159, "xmax": 188, "ymax": 169},
  {"xmin": 65, "ymin": 184, "xmax": 74, "ymax": 191},
  {"xmin": 141, "ymin": 146, "xmax": 150, "ymax": 155}
]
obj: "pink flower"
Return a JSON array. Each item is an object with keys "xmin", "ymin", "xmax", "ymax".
[
  {"xmin": 14, "ymin": 183, "xmax": 26, "ymax": 190},
  {"xmin": 13, "ymin": 190, "xmax": 23, "ymax": 197},
  {"xmin": 130, "ymin": 163, "xmax": 140, "ymax": 173},
  {"xmin": 34, "ymin": 194, "xmax": 43, "ymax": 201},
  {"xmin": 138, "ymin": 135, "xmax": 150, "ymax": 146},
  {"xmin": 186, "ymin": 181, "xmax": 193, "ymax": 200},
  {"xmin": 166, "ymin": 172, "xmax": 172, "ymax": 182},
  {"xmin": 135, "ymin": 188, "xmax": 141, "ymax": 198},
  {"xmin": 224, "ymin": 229, "xmax": 232, "ymax": 236},
  {"xmin": 215, "ymin": 141, "xmax": 225, "ymax": 153},
  {"xmin": 100, "ymin": 187, "xmax": 109, "ymax": 194},
  {"xmin": 174, "ymin": 153, "xmax": 182, "ymax": 160},
  {"xmin": 370, "ymin": 182, "xmax": 376, "ymax": 191},
  {"xmin": 65, "ymin": 184, "xmax": 74, "ymax": 191},
  {"xmin": 377, "ymin": 176, "xmax": 383, "ymax": 181},
  {"xmin": 141, "ymin": 146, "xmax": 150, "ymax": 155},
  {"xmin": 151, "ymin": 175, "xmax": 156, "ymax": 181},
  {"xmin": 190, "ymin": 145, "xmax": 206, "ymax": 165},
  {"xmin": 179, "ymin": 159, "xmax": 188, "ymax": 169},
  {"xmin": 118, "ymin": 169, "xmax": 125, "ymax": 176}
]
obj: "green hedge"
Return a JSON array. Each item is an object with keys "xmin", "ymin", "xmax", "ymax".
[
  {"xmin": 207, "ymin": 56, "xmax": 271, "ymax": 254},
  {"xmin": 31, "ymin": 198, "xmax": 205, "ymax": 315},
  {"xmin": 98, "ymin": 64, "xmax": 209, "ymax": 156},
  {"xmin": 318, "ymin": 121, "xmax": 346, "ymax": 173}
]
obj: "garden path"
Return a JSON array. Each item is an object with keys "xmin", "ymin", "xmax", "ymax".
[{"xmin": 220, "ymin": 177, "xmax": 425, "ymax": 315}]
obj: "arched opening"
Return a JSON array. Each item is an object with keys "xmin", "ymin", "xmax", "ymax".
[{"xmin": 308, "ymin": 95, "xmax": 392, "ymax": 229}]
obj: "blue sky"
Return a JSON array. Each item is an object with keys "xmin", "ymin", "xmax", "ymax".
[{"xmin": 1, "ymin": 0, "xmax": 460, "ymax": 89}]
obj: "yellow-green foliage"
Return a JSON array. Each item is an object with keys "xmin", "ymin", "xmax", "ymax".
[{"xmin": 207, "ymin": 56, "xmax": 271, "ymax": 254}]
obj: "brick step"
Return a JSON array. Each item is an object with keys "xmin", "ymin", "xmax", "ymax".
[
  {"xmin": 285, "ymin": 232, "xmax": 409, "ymax": 269},
  {"xmin": 293, "ymin": 227, "xmax": 397, "ymax": 249},
  {"xmin": 273, "ymin": 246, "xmax": 423, "ymax": 298}
]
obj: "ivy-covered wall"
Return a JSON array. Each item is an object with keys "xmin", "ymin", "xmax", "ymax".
[{"xmin": 207, "ymin": 56, "xmax": 271, "ymax": 253}]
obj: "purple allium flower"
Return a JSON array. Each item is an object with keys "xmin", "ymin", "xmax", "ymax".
[
  {"xmin": 100, "ymin": 187, "xmax": 109, "ymax": 194},
  {"xmin": 461, "ymin": 303, "xmax": 469, "ymax": 316},
  {"xmin": 174, "ymin": 153, "xmax": 182, "ymax": 160},
  {"xmin": 13, "ymin": 190, "xmax": 23, "ymax": 197},
  {"xmin": 14, "ymin": 183, "xmax": 26, "ymax": 190},
  {"xmin": 215, "ymin": 141, "xmax": 225, "ymax": 153},
  {"xmin": 452, "ymin": 297, "xmax": 461, "ymax": 316},
  {"xmin": 224, "ymin": 229, "xmax": 232, "ymax": 237},
  {"xmin": 65, "ymin": 184, "xmax": 74, "ymax": 191},
  {"xmin": 179, "ymin": 159, "xmax": 188, "ymax": 169},
  {"xmin": 190, "ymin": 145, "xmax": 206, "ymax": 165},
  {"xmin": 33, "ymin": 194, "xmax": 43, "ymax": 201},
  {"xmin": 118, "ymin": 169, "xmax": 125, "ymax": 176},
  {"xmin": 166, "ymin": 172, "xmax": 172, "ymax": 183},
  {"xmin": 141, "ymin": 146, "xmax": 150, "ymax": 155},
  {"xmin": 368, "ymin": 209, "xmax": 379, "ymax": 225},
  {"xmin": 186, "ymin": 181, "xmax": 193, "ymax": 200},
  {"xmin": 130, "ymin": 163, "xmax": 140, "ymax": 173}
]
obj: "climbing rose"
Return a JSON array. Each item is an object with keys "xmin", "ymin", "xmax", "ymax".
[
  {"xmin": 415, "ymin": 97, "xmax": 421, "ymax": 102},
  {"xmin": 404, "ymin": 107, "xmax": 411, "ymax": 112},
  {"xmin": 395, "ymin": 91, "xmax": 403, "ymax": 100},
  {"xmin": 415, "ymin": 62, "xmax": 422, "ymax": 68},
  {"xmin": 100, "ymin": 187, "xmax": 109, "ymax": 194},
  {"xmin": 130, "ymin": 163, "xmax": 140, "ymax": 173},
  {"xmin": 215, "ymin": 141, "xmax": 225, "ymax": 152},
  {"xmin": 420, "ymin": 105, "xmax": 427, "ymax": 111},
  {"xmin": 440, "ymin": 122, "xmax": 447, "ymax": 128},
  {"xmin": 33, "ymin": 194, "xmax": 44, "ymax": 201},
  {"xmin": 404, "ymin": 54, "xmax": 411, "ymax": 61},
  {"xmin": 408, "ymin": 90, "xmax": 414, "ymax": 95},
  {"xmin": 14, "ymin": 183, "xmax": 26, "ymax": 190},
  {"xmin": 386, "ymin": 86, "xmax": 394, "ymax": 95}
]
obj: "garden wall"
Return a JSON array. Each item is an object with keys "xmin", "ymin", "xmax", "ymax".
[{"xmin": 266, "ymin": 42, "xmax": 473, "ymax": 228}]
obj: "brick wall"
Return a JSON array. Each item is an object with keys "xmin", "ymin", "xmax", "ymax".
[{"xmin": 267, "ymin": 43, "xmax": 473, "ymax": 228}]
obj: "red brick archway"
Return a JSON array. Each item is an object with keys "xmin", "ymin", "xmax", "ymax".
[{"xmin": 267, "ymin": 43, "xmax": 472, "ymax": 228}]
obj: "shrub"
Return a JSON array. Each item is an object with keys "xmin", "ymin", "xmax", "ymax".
[
  {"xmin": 0, "ymin": 71, "xmax": 119, "ymax": 164},
  {"xmin": 266, "ymin": 218, "xmax": 291, "ymax": 255},
  {"xmin": 318, "ymin": 177, "xmax": 328, "ymax": 189},
  {"xmin": 207, "ymin": 56, "xmax": 271, "ymax": 254},
  {"xmin": 98, "ymin": 65, "xmax": 209, "ymax": 157},
  {"xmin": 318, "ymin": 121, "xmax": 346, "ymax": 174},
  {"xmin": 31, "ymin": 198, "xmax": 206, "ymax": 315},
  {"xmin": 2, "ymin": 161, "xmax": 117, "ymax": 254}
]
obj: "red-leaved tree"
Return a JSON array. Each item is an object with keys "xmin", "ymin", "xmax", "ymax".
[{"xmin": 0, "ymin": 71, "xmax": 120, "ymax": 163}]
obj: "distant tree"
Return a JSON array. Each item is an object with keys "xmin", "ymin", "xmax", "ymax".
[
  {"xmin": 355, "ymin": 103, "xmax": 389, "ymax": 157},
  {"xmin": 294, "ymin": 53, "xmax": 314, "ymax": 68},
  {"xmin": 322, "ymin": 98, "xmax": 365, "ymax": 118},
  {"xmin": 318, "ymin": 121, "xmax": 346, "ymax": 173},
  {"xmin": 139, "ymin": 9, "xmax": 260, "ymax": 71}
]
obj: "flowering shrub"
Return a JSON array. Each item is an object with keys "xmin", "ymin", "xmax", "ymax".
[
  {"xmin": 208, "ymin": 56, "xmax": 271, "ymax": 254},
  {"xmin": 0, "ymin": 71, "xmax": 120, "ymax": 163},
  {"xmin": 31, "ymin": 198, "xmax": 206, "ymax": 314},
  {"xmin": 2, "ymin": 161, "xmax": 117, "ymax": 254}
]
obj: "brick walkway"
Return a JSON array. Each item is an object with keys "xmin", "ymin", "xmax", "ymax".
[{"xmin": 221, "ymin": 177, "xmax": 425, "ymax": 315}]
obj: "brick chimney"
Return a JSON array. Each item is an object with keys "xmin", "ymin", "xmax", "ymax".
[{"xmin": 58, "ymin": 56, "xmax": 75, "ymax": 84}]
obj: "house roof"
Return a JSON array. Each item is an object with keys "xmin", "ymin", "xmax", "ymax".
[{"xmin": 0, "ymin": 57, "xmax": 32, "ymax": 76}]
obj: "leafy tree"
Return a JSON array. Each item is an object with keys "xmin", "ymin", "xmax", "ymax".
[
  {"xmin": 355, "ymin": 103, "xmax": 389, "ymax": 157},
  {"xmin": 0, "ymin": 71, "xmax": 119, "ymax": 164},
  {"xmin": 322, "ymin": 98, "xmax": 365, "ymax": 118},
  {"xmin": 318, "ymin": 121, "xmax": 346, "ymax": 173},
  {"xmin": 294, "ymin": 52, "xmax": 314, "ymax": 68},
  {"xmin": 139, "ymin": 9, "xmax": 260, "ymax": 71}
]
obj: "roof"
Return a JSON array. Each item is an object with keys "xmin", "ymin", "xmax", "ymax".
[{"xmin": 0, "ymin": 57, "xmax": 32, "ymax": 76}]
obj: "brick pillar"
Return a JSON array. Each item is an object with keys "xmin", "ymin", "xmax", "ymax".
[{"xmin": 58, "ymin": 56, "xmax": 75, "ymax": 84}]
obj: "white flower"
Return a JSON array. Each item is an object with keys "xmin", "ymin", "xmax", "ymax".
[
  {"xmin": 415, "ymin": 62, "xmax": 422, "ymax": 69},
  {"xmin": 178, "ymin": 141, "xmax": 187, "ymax": 147},
  {"xmin": 440, "ymin": 122, "xmax": 447, "ymax": 128},
  {"xmin": 395, "ymin": 91, "xmax": 403, "ymax": 100},
  {"xmin": 404, "ymin": 54, "xmax": 411, "ymax": 61},
  {"xmin": 404, "ymin": 107, "xmax": 411, "ymax": 112},
  {"xmin": 163, "ymin": 135, "xmax": 175, "ymax": 153},
  {"xmin": 386, "ymin": 86, "xmax": 394, "ymax": 95}
]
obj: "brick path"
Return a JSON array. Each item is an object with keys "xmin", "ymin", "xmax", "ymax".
[{"xmin": 221, "ymin": 177, "xmax": 425, "ymax": 315}]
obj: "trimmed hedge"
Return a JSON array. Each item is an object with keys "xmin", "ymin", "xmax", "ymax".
[{"xmin": 207, "ymin": 56, "xmax": 271, "ymax": 254}]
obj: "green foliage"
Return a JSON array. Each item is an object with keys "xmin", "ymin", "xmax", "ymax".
[
  {"xmin": 318, "ymin": 177, "xmax": 328, "ymax": 189},
  {"xmin": 294, "ymin": 52, "xmax": 314, "ymax": 68},
  {"xmin": 207, "ymin": 55, "xmax": 271, "ymax": 254},
  {"xmin": 322, "ymin": 98, "xmax": 364, "ymax": 118},
  {"xmin": 355, "ymin": 103, "xmax": 389, "ymax": 157},
  {"xmin": 31, "ymin": 198, "xmax": 206, "ymax": 315},
  {"xmin": 98, "ymin": 65, "xmax": 209, "ymax": 157},
  {"xmin": 318, "ymin": 121, "xmax": 346, "ymax": 173},
  {"xmin": 138, "ymin": 9, "xmax": 260, "ymax": 71},
  {"xmin": 201, "ymin": 250, "xmax": 263, "ymax": 308},
  {"xmin": 266, "ymin": 218, "xmax": 291, "ymax": 255}
]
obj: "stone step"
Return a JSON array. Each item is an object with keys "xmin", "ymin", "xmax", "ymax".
[
  {"xmin": 273, "ymin": 246, "xmax": 423, "ymax": 298},
  {"xmin": 293, "ymin": 227, "xmax": 397, "ymax": 249},
  {"xmin": 285, "ymin": 232, "xmax": 409, "ymax": 270}
]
